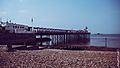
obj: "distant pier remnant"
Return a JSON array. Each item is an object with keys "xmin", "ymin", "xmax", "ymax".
[{"xmin": 105, "ymin": 37, "xmax": 107, "ymax": 47}]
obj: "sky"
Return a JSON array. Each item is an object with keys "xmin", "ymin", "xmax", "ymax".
[{"xmin": 0, "ymin": 0, "xmax": 120, "ymax": 34}]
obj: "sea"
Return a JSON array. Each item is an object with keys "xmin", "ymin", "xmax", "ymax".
[{"xmin": 90, "ymin": 34, "xmax": 120, "ymax": 48}]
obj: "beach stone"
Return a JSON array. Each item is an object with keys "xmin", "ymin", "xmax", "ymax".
[{"xmin": 0, "ymin": 48, "xmax": 118, "ymax": 68}]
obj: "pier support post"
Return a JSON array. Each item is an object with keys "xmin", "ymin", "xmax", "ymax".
[
  {"xmin": 64, "ymin": 34, "xmax": 65, "ymax": 44},
  {"xmin": 51, "ymin": 35, "xmax": 54, "ymax": 45},
  {"xmin": 40, "ymin": 34, "xmax": 42, "ymax": 46}
]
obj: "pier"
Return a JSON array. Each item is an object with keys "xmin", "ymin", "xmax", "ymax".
[
  {"xmin": 34, "ymin": 28, "xmax": 90, "ymax": 48},
  {"xmin": 0, "ymin": 25, "xmax": 90, "ymax": 50}
]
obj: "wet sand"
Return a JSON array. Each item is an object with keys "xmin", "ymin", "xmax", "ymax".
[{"xmin": 0, "ymin": 46, "xmax": 120, "ymax": 68}]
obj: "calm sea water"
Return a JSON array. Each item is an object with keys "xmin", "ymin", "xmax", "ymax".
[{"xmin": 90, "ymin": 34, "xmax": 120, "ymax": 48}]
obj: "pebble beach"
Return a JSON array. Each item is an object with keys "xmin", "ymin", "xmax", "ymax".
[{"xmin": 0, "ymin": 46, "xmax": 120, "ymax": 68}]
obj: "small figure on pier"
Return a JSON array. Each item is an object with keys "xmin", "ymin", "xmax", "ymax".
[{"xmin": 84, "ymin": 26, "xmax": 88, "ymax": 32}]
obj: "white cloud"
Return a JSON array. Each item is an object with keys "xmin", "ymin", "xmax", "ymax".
[
  {"xmin": 18, "ymin": 10, "xmax": 27, "ymax": 13},
  {"xmin": 0, "ymin": 11, "xmax": 7, "ymax": 15},
  {"xmin": 40, "ymin": 18, "xmax": 57, "ymax": 22},
  {"xmin": 19, "ymin": 0, "xmax": 24, "ymax": 3}
]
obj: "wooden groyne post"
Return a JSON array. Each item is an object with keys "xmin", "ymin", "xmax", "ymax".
[
  {"xmin": 7, "ymin": 43, "xmax": 13, "ymax": 52},
  {"xmin": 105, "ymin": 37, "xmax": 107, "ymax": 47}
]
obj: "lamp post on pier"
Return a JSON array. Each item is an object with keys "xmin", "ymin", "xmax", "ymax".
[{"xmin": 31, "ymin": 18, "xmax": 34, "ymax": 31}]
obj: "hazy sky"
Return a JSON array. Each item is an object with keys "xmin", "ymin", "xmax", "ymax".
[{"xmin": 0, "ymin": 0, "xmax": 120, "ymax": 34}]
